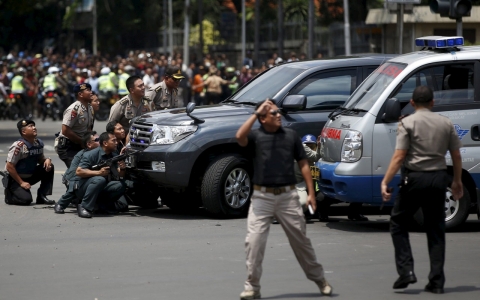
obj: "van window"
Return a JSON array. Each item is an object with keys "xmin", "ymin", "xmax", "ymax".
[
  {"xmin": 391, "ymin": 63, "xmax": 474, "ymax": 112},
  {"xmin": 289, "ymin": 69, "xmax": 357, "ymax": 110}
]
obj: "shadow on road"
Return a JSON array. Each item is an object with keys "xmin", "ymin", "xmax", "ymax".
[
  {"xmin": 262, "ymin": 292, "xmax": 338, "ymax": 299},
  {"xmin": 128, "ymin": 206, "xmax": 246, "ymax": 221},
  {"xmin": 397, "ymin": 285, "xmax": 480, "ymax": 294}
]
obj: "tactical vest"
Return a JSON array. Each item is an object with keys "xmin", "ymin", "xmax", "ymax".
[
  {"xmin": 43, "ymin": 74, "xmax": 57, "ymax": 90},
  {"xmin": 15, "ymin": 138, "xmax": 44, "ymax": 175},
  {"xmin": 118, "ymin": 73, "xmax": 129, "ymax": 95},
  {"xmin": 11, "ymin": 76, "xmax": 24, "ymax": 93}
]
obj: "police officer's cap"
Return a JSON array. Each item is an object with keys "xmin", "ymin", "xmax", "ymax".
[
  {"xmin": 165, "ymin": 65, "xmax": 185, "ymax": 80},
  {"xmin": 17, "ymin": 119, "xmax": 35, "ymax": 131},
  {"xmin": 302, "ymin": 134, "xmax": 317, "ymax": 144},
  {"xmin": 73, "ymin": 83, "xmax": 92, "ymax": 94}
]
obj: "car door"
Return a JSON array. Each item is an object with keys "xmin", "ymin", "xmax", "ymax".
[{"xmin": 280, "ymin": 67, "xmax": 360, "ymax": 138}]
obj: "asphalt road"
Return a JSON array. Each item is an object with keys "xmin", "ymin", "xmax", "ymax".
[{"xmin": 1, "ymin": 119, "xmax": 480, "ymax": 300}]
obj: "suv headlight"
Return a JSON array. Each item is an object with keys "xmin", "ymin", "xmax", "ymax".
[
  {"xmin": 150, "ymin": 125, "xmax": 197, "ymax": 145},
  {"xmin": 341, "ymin": 130, "xmax": 362, "ymax": 162}
]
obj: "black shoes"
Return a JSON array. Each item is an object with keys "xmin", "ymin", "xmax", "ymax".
[
  {"xmin": 77, "ymin": 204, "xmax": 92, "ymax": 218},
  {"xmin": 393, "ymin": 272, "xmax": 417, "ymax": 289},
  {"xmin": 36, "ymin": 194, "xmax": 55, "ymax": 205},
  {"xmin": 54, "ymin": 203, "xmax": 65, "ymax": 214},
  {"xmin": 348, "ymin": 214, "xmax": 369, "ymax": 221},
  {"xmin": 425, "ymin": 282, "xmax": 444, "ymax": 294}
]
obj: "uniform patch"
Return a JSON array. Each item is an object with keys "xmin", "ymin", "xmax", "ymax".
[
  {"xmin": 17, "ymin": 141, "xmax": 24, "ymax": 147},
  {"xmin": 14, "ymin": 147, "xmax": 20, "ymax": 156},
  {"xmin": 71, "ymin": 110, "xmax": 78, "ymax": 119}
]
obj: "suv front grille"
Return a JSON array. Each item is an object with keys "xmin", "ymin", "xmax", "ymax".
[{"xmin": 130, "ymin": 122, "xmax": 153, "ymax": 149}]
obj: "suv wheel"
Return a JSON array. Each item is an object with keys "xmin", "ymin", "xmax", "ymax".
[
  {"xmin": 413, "ymin": 183, "xmax": 470, "ymax": 230},
  {"xmin": 201, "ymin": 155, "xmax": 252, "ymax": 216}
]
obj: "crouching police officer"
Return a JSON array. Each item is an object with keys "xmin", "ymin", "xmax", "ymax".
[
  {"xmin": 53, "ymin": 131, "xmax": 100, "ymax": 214},
  {"xmin": 56, "ymin": 83, "xmax": 94, "ymax": 168},
  {"xmin": 3, "ymin": 120, "xmax": 55, "ymax": 205},
  {"xmin": 73, "ymin": 132, "xmax": 128, "ymax": 218}
]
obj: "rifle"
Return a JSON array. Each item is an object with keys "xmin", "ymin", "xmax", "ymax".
[
  {"xmin": 92, "ymin": 149, "xmax": 141, "ymax": 178},
  {"xmin": 0, "ymin": 170, "xmax": 9, "ymax": 188}
]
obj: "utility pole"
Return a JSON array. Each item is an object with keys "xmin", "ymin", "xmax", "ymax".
[
  {"xmin": 198, "ymin": 0, "xmax": 204, "ymax": 57},
  {"xmin": 241, "ymin": 0, "xmax": 246, "ymax": 65},
  {"xmin": 163, "ymin": 0, "xmax": 167, "ymax": 54},
  {"xmin": 396, "ymin": 3, "xmax": 404, "ymax": 54},
  {"xmin": 168, "ymin": 0, "xmax": 174, "ymax": 59},
  {"xmin": 92, "ymin": 0, "xmax": 97, "ymax": 55},
  {"xmin": 183, "ymin": 0, "xmax": 190, "ymax": 68},
  {"xmin": 277, "ymin": 0, "xmax": 284, "ymax": 59},
  {"xmin": 254, "ymin": 0, "xmax": 260, "ymax": 66},
  {"xmin": 308, "ymin": 0, "xmax": 314, "ymax": 59},
  {"xmin": 343, "ymin": 0, "xmax": 351, "ymax": 56}
]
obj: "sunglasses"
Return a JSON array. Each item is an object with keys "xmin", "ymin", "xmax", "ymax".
[
  {"xmin": 269, "ymin": 109, "xmax": 282, "ymax": 116},
  {"xmin": 93, "ymin": 137, "xmax": 100, "ymax": 142}
]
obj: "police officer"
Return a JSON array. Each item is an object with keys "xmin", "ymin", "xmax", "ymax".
[
  {"xmin": 74, "ymin": 132, "xmax": 128, "ymax": 218},
  {"xmin": 108, "ymin": 75, "xmax": 152, "ymax": 133},
  {"xmin": 57, "ymin": 83, "xmax": 94, "ymax": 168},
  {"xmin": 54, "ymin": 131, "xmax": 99, "ymax": 214},
  {"xmin": 381, "ymin": 86, "xmax": 463, "ymax": 294},
  {"xmin": 10, "ymin": 67, "xmax": 30, "ymax": 119},
  {"xmin": 4, "ymin": 120, "xmax": 55, "ymax": 205},
  {"xmin": 236, "ymin": 99, "xmax": 332, "ymax": 299},
  {"xmin": 98, "ymin": 67, "xmax": 117, "ymax": 97},
  {"xmin": 117, "ymin": 65, "xmax": 135, "ymax": 97},
  {"xmin": 145, "ymin": 65, "xmax": 184, "ymax": 110}
]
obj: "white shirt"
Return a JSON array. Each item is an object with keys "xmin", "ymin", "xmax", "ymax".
[{"xmin": 143, "ymin": 74, "xmax": 155, "ymax": 89}]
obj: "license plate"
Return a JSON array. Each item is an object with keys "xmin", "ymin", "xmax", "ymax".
[{"xmin": 310, "ymin": 166, "xmax": 320, "ymax": 181}]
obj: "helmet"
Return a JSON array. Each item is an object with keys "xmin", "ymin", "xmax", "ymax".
[
  {"xmin": 17, "ymin": 67, "xmax": 26, "ymax": 73},
  {"xmin": 100, "ymin": 67, "xmax": 111, "ymax": 75},
  {"xmin": 301, "ymin": 134, "xmax": 317, "ymax": 144},
  {"xmin": 124, "ymin": 65, "xmax": 135, "ymax": 74},
  {"xmin": 48, "ymin": 66, "xmax": 59, "ymax": 74}
]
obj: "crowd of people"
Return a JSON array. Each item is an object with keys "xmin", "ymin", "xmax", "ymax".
[{"xmin": 0, "ymin": 48, "xmax": 312, "ymax": 118}]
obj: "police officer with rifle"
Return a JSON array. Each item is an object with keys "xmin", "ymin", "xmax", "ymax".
[{"xmin": 72, "ymin": 132, "xmax": 130, "ymax": 218}]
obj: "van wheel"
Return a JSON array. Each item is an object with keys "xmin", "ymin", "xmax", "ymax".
[
  {"xmin": 201, "ymin": 155, "xmax": 252, "ymax": 216},
  {"xmin": 413, "ymin": 184, "xmax": 470, "ymax": 230}
]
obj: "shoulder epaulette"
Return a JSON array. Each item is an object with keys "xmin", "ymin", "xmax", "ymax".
[
  {"xmin": 119, "ymin": 97, "xmax": 129, "ymax": 105},
  {"xmin": 154, "ymin": 84, "xmax": 163, "ymax": 93}
]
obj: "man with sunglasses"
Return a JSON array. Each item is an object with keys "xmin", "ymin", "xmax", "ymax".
[
  {"xmin": 145, "ymin": 65, "xmax": 184, "ymax": 110},
  {"xmin": 236, "ymin": 99, "xmax": 332, "ymax": 299},
  {"xmin": 54, "ymin": 131, "xmax": 100, "ymax": 214}
]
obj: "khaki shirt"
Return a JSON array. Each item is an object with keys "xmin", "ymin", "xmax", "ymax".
[
  {"xmin": 396, "ymin": 108, "xmax": 462, "ymax": 171},
  {"xmin": 59, "ymin": 101, "xmax": 94, "ymax": 139},
  {"xmin": 108, "ymin": 95, "xmax": 152, "ymax": 132},
  {"xmin": 145, "ymin": 81, "xmax": 179, "ymax": 110},
  {"xmin": 5, "ymin": 139, "xmax": 44, "ymax": 177}
]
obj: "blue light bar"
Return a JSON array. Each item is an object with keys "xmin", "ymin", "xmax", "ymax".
[{"xmin": 415, "ymin": 36, "xmax": 464, "ymax": 49}]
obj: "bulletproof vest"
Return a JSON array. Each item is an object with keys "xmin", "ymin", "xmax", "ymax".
[
  {"xmin": 11, "ymin": 75, "xmax": 24, "ymax": 93},
  {"xmin": 43, "ymin": 74, "xmax": 57, "ymax": 90},
  {"xmin": 118, "ymin": 73, "xmax": 129, "ymax": 94},
  {"xmin": 15, "ymin": 138, "xmax": 44, "ymax": 175}
]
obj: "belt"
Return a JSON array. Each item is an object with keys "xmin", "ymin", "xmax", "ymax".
[{"xmin": 254, "ymin": 185, "xmax": 296, "ymax": 195}]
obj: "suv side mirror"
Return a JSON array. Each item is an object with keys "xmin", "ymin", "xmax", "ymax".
[
  {"xmin": 383, "ymin": 98, "xmax": 401, "ymax": 123},
  {"xmin": 282, "ymin": 95, "xmax": 307, "ymax": 111},
  {"xmin": 186, "ymin": 102, "xmax": 196, "ymax": 114}
]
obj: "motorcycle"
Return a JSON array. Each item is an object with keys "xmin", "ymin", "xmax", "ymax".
[
  {"xmin": 3, "ymin": 93, "xmax": 22, "ymax": 120},
  {"xmin": 96, "ymin": 90, "xmax": 118, "ymax": 121},
  {"xmin": 42, "ymin": 89, "xmax": 62, "ymax": 121}
]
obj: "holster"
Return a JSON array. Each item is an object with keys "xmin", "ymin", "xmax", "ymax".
[{"xmin": 0, "ymin": 171, "xmax": 9, "ymax": 189}]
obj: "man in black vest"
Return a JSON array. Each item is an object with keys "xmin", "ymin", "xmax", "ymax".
[{"xmin": 3, "ymin": 120, "xmax": 55, "ymax": 205}]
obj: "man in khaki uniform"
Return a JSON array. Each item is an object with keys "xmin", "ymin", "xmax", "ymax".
[
  {"xmin": 57, "ymin": 83, "xmax": 94, "ymax": 168},
  {"xmin": 381, "ymin": 86, "xmax": 463, "ymax": 294},
  {"xmin": 108, "ymin": 75, "xmax": 152, "ymax": 133},
  {"xmin": 145, "ymin": 65, "xmax": 184, "ymax": 110}
]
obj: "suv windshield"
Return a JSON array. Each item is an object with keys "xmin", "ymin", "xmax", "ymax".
[
  {"xmin": 344, "ymin": 62, "xmax": 406, "ymax": 111},
  {"xmin": 229, "ymin": 65, "xmax": 306, "ymax": 103}
]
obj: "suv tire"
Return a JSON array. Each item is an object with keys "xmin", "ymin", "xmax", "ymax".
[{"xmin": 201, "ymin": 155, "xmax": 252, "ymax": 216}]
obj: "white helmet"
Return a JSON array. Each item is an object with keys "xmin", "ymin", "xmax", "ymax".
[
  {"xmin": 100, "ymin": 67, "xmax": 111, "ymax": 75},
  {"xmin": 17, "ymin": 67, "xmax": 26, "ymax": 73},
  {"xmin": 48, "ymin": 66, "xmax": 59, "ymax": 74}
]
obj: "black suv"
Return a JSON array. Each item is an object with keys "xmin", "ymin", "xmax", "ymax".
[{"xmin": 127, "ymin": 55, "xmax": 395, "ymax": 216}]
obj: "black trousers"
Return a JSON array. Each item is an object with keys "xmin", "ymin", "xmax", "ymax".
[
  {"xmin": 6, "ymin": 165, "xmax": 54, "ymax": 205},
  {"xmin": 390, "ymin": 170, "xmax": 448, "ymax": 288},
  {"xmin": 57, "ymin": 142, "xmax": 82, "ymax": 168}
]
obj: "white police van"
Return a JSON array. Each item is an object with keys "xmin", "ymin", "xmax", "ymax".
[{"xmin": 317, "ymin": 36, "xmax": 480, "ymax": 229}]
